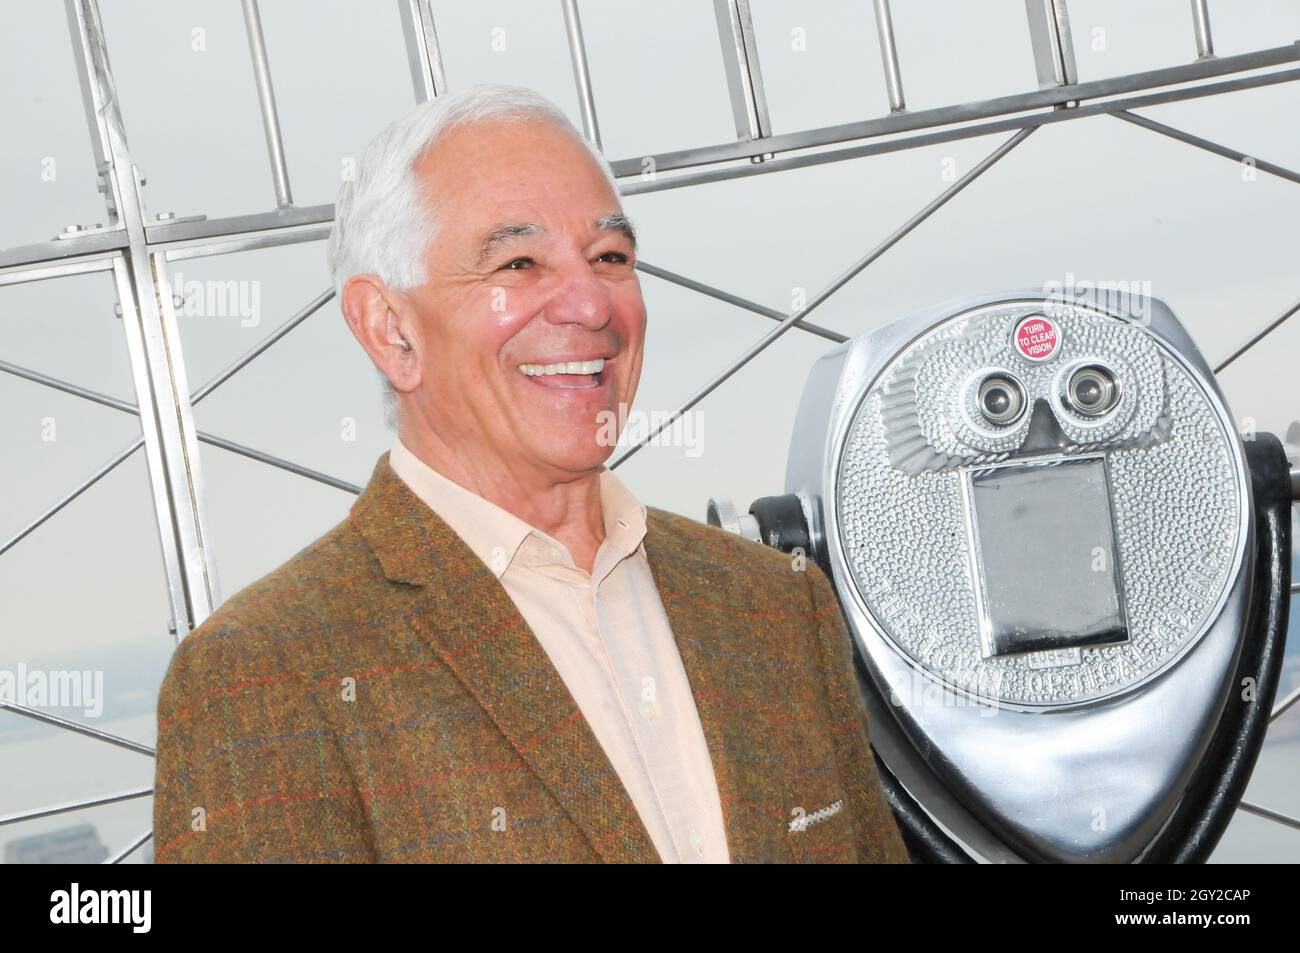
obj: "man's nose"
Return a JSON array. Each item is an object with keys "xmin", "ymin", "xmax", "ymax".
[{"xmin": 543, "ymin": 260, "xmax": 614, "ymax": 330}]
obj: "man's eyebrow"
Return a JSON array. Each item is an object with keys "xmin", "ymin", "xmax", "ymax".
[
  {"xmin": 596, "ymin": 213, "xmax": 637, "ymax": 250},
  {"xmin": 476, "ymin": 222, "xmax": 544, "ymax": 266}
]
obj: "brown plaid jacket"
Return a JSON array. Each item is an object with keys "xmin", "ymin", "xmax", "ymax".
[{"xmin": 153, "ymin": 453, "xmax": 909, "ymax": 863}]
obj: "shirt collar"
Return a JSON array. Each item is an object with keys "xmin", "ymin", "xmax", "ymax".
[{"xmin": 388, "ymin": 438, "xmax": 647, "ymax": 580}]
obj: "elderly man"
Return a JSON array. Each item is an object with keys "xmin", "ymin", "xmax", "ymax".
[{"xmin": 153, "ymin": 84, "xmax": 907, "ymax": 864}]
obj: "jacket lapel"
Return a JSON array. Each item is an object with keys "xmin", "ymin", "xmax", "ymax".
[
  {"xmin": 351, "ymin": 455, "xmax": 659, "ymax": 863},
  {"xmin": 642, "ymin": 510, "xmax": 790, "ymax": 863}
]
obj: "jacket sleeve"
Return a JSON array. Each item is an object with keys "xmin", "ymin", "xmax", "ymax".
[
  {"xmin": 153, "ymin": 623, "xmax": 375, "ymax": 863},
  {"xmin": 805, "ymin": 563, "xmax": 911, "ymax": 864}
]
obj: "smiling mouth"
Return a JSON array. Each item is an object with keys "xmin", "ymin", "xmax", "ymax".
[{"xmin": 517, "ymin": 357, "xmax": 609, "ymax": 390}]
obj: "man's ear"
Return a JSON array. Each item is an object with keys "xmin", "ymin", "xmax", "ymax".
[{"xmin": 339, "ymin": 275, "xmax": 422, "ymax": 395}]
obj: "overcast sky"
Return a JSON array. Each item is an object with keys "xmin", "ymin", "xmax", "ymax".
[{"xmin": 1, "ymin": 0, "xmax": 1298, "ymax": 862}]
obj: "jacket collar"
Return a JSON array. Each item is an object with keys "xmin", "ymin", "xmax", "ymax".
[{"xmin": 350, "ymin": 453, "xmax": 777, "ymax": 863}]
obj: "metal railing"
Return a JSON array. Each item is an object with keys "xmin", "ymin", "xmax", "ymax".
[{"xmin": 1, "ymin": 0, "xmax": 1297, "ymax": 863}]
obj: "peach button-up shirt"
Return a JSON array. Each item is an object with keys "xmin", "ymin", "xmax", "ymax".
[{"xmin": 388, "ymin": 439, "xmax": 730, "ymax": 863}]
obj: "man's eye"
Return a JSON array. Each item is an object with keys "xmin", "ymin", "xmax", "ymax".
[
  {"xmin": 595, "ymin": 251, "xmax": 629, "ymax": 264},
  {"xmin": 501, "ymin": 257, "xmax": 534, "ymax": 270}
]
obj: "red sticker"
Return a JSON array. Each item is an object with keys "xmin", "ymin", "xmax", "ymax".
[{"xmin": 1013, "ymin": 315, "xmax": 1060, "ymax": 362}]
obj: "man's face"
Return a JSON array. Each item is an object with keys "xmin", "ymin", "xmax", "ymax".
[{"xmin": 400, "ymin": 118, "xmax": 645, "ymax": 479}]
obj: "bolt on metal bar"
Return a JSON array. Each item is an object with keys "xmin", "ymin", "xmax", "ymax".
[
  {"xmin": 1214, "ymin": 294, "xmax": 1300, "ymax": 374},
  {"xmin": 0, "ymin": 699, "xmax": 155, "ymax": 757},
  {"xmin": 1115, "ymin": 110, "xmax": 1300, "ymax": 186},
  {"xmin": 1192, "ymin": 0, "xmax": 1215, "ymax": 59},
  {"xmin": 241, "ymin": 0, "xmax": 293, "ymax": 208},
  {"xmin": 1237, "ymin": 799, "xmax": 1300, "ymax": 832},
  {"xmin": 610, "ymin": 127, "xmax": 1035, "ymax": 468},
  {"xmin": 636, "ymin": 261, "xmax": 847, "ymax": 343},
  {"xmin": 873, "ymin": 0, "xmax": 905, "ymax": 112},
  {"xmin": 106, "ymin": 829, "xmax": 153, "ymax": 864},
  {"xmin": 714, "ymin": 0, "xmax": 773, "ymax": 145},
  {"xmin": 561, "ymin": 0, "xmax": 601, "ymax": 150},
  {"xmin": 0, "ymin": 438, "xmax": 144, "ymax": 557},
  {"xmin": 397, "ymin": 0, "xmax": 447, "ymax": 103},
  {"xmin": 0, "ymin": 786, "xmax": 153, "ymax": 827}
]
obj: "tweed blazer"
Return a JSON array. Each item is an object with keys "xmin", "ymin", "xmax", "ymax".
[{"xmin": 153, "ymin": 453, "xmax": 909, "ymax": 863}]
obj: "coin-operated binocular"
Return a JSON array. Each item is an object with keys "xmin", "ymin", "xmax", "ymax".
[{"xmin": 709, "ymin": 290, "xmax": 1295, "ymax": 863}]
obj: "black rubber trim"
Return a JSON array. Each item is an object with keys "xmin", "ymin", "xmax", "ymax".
[{"xmin": 1141, "ymin": 432, "xmax": 1292, "ymax": 863}]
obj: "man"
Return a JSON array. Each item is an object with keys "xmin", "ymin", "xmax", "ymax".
[{"xmin": 153, "ymin": 84, "xmax": 908, "ymax": 864}]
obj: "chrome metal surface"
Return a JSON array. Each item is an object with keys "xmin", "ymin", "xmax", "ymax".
[{"xmin": 785, "ymin": 291, "xmax": 1254, "ymax": 861}]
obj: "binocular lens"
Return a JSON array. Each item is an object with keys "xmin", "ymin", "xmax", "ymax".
[
  {"xmin": 977, "ymin": 374, "xmax": 1025, "ymax": 425},
  {"xmin": 1066, "ymin": 364, "xmax": 1119, "ymax": 416}
]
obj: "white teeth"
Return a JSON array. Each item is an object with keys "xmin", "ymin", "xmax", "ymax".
[{"xmin": 517, "ymin": 358, "xmax": 606, "ymax": 377}]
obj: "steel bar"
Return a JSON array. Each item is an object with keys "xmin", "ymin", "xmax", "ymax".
[
  {"xmin": 715, "ymin": 0, "xmax": 773, "ymax": 143},
  {"xmin": 147, "ymin": 204, "xmax": 332, "ymax": 248},
  {"xmin": 1025, "ymin": 0, "xmax": 1077, "ymax": 89},
  {"xmin": 621, "ymin": 66, "xmax": 1300, "ymax": 195},
  {"xmin": 0, "ymin": 699, "xmax": 155, "ymax": 757},
  {"xmin": 161, "ymin": 222, "xmax": 332, "ymax": 263},
  {"xmin": 609, "ymin": 42, "xmax": 1300, "ymax": 179},
  {"xmin": 1192, "ymin": 0, "xmax": 1215, "ymax": 59},
  {"xmin": 561, "ymin": 0, "xmax": 601, "ymax": 149},
  {"xmin": 197, "ymin": 433, "xmax": 362, "ymax": 495},
  {"xmin": 0, "ymin": 437, "xmax": 143, "ymax": 558},
  {"xmin": 0, "ymin": 253, "xmax": 118, "ymax": 288},
  {"xmin": 397, "ymin": 0, "xmax": 447, "ymax": 103},
  {"xmin": 1214, "ymin": 294, "xmax": 1300, "ymax": 374},
  {"xmin": 1116, "ymin": 110, "xmax": 1300, "ymax": 186},
  {"xmin": 106, "ymin": 829, "xmax": 153, "ymax": 864},
  {"xmin": 636, "ymin": 261, "xmax": 847, "ymax": 343},
  {"xmin": 152, "ymin": 251, "xmax": 223, "ymax": 615},
  {"xmin": 1238, "ymin": 800, "xmax": 1300, "ymax": 832},
  {"xmin": 241, "ymin": 0, "xmax": 294, "ymax": 208},
  {"xmin": 873, "ymin": 0, "xmax": 905, "ymax": 112},
  {"xmin": 66, "ymin": 1, "xmax": 215, "ymax": 633},
  {"xmin": 610, "ymin": 127, "xmax": 1035, "ymax": 467},
  {"xmin": 0, "ymin": 786, "xmax": 153, "ymax": 827},
  {"xmin": 0, "ymin": 230, "xmax": 127, "ymax": 272},
  {"xmin": 190, "ymin": 288, "xmax": 335, "ymax": 403}
]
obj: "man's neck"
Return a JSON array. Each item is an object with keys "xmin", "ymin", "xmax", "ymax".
[{"xmin": 397, "ymin": 428, "xmax": 606, "ymax": 574}]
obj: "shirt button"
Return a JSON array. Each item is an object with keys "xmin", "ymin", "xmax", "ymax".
[
  {"xmin": 689, "ymin": 829, "xmax": 705, "ymax": 857},
  {"xmin": 639, "ymin": 699, "xmax": 658, "ymax": 723}
]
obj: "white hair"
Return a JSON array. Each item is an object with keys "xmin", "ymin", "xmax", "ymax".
[
  {"xmin": 329, "ymin": 83, "xmax": 617, "ymax": 298},
  {"xmin": 328, "ymin": 84, "xmax": 619, "ymax": 428}
]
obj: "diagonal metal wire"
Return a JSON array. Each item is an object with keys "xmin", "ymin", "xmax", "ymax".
[
  {"xmin": 198, "ymin": 432, "xmax": 361, "ymax": 494},
  {"xmin": 1272, "ymin": 682, "xmax": 1300, "ymax": 723},
  {"xmin": 1115, "ymin": 110, "xmax": 1300, "ymax": 187},
  {"xmin": 0, "ymin": 699, "xmax": 155, "ymax": 756},
  {"xmin": 106, "ymin": 829, "xmax": 153, "ymax": 864},
  {"xmin": 610, "ymin": 126, "xmax": 1037, "ymax": 468},
  {"xmin": 636, "ymin": 261, "xmax": 847, "ymax": 343},
  {"xmin": 0, "ymin": 437, "xmax": 144, "ymax": 558},
  {"xmin": 0, "ymin": 785, "xmax": 153, "ymax": 827},
  {"xmin": 190, "ymin": 287, "xmax": 334, "ymax": 404},
  {"xmin": 1237, "ymin": 799, "xmax": 1300, "ymax": 833},
  {"xmin": 0, "ymin": 287, "xmax": 342, "ymax": 556},
  {"xmin": 1215, "ymin": 294, "xmax": 1300, "ymax": 374}
]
